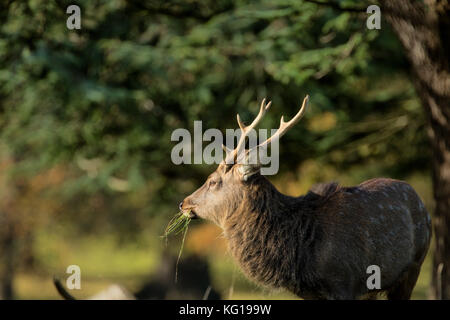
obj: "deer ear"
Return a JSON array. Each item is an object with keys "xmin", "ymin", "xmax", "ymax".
[
  {"xmin": 236, "ymin": 149, "xmax": 261, "ymax": 181},
  {"xmin": 237, "ymin": 164, "xmax": 260, "ymax": 181}
]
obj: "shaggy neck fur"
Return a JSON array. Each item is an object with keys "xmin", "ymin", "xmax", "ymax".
[{"xmin": 222, "ymin": 175, "xmax": 323, "ymax": 297}]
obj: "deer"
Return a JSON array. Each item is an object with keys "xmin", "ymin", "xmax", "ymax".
[{"xmin": 179, "ymin": 95, "xmax": 432, "ymax": 300}]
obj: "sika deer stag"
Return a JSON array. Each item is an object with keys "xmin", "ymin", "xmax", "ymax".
[{"xmin": 179, "ymin": 95, "xmax": 431, "ymax": 300}]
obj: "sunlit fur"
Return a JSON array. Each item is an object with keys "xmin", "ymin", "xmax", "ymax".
[{"xmin": 181, "ymin": 163, "xmax": 431, "ymax": 300}]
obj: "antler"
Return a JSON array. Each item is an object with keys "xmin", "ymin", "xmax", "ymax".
[
  {"xmin": 225, "ymin": 95, "xmax": 309, "ymax": 164},
  {"xmin": 257, "ymin": 95, "xmax": 309, "ymax": 150},
  {"xmin": 235, "ymin": 98, "xmax": 272, "ymax": 155}
]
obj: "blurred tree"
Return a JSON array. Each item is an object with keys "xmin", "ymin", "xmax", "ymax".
[
  {"xmin": 378, "ymin": 0, "xmax": 450, "ymax": 300},
  {"xmin": 306, "ymin": 0, "xmax": 450, "ymax": 301},
  {"xmin": 0, "ymin": 0, "xmax": 436, "ymax": 298}
]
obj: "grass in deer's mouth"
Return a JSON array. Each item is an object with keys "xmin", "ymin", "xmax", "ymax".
[
  {"xmin": 162, "ymin": 211, "xmax": 191, "ymax": 238},
  {"xmin": 162, "ymin": 210, "xmax": 191, "ymax": 282}
]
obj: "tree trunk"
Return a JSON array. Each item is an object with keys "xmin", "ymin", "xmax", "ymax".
[
  {"xmin": 380, "ymin": 0, "xmax": 450, "ymax": 299},
  {"xmin": 0, "ymin": 227, "xmax": 15, "ymax": 300}
]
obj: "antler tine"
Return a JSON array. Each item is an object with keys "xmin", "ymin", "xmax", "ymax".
[
  {"xmin": 257, "ymin": 95, "xmax": 309, "ymax": 150},
  {"xmin": 236, "ymin": 98, "xmax": 271, "ymax": 133},
  {"xmin": 222, "ymin": 144, "xmax": 232, "ymax": 154},
  {"xmin": 231, "ymin": 98, "xmax": 271, "ymax": 160}
]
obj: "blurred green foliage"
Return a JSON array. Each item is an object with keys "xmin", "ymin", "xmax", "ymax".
[{"xmin": 0, "ymin": 0, "xmax": 432, "ymax": 299}]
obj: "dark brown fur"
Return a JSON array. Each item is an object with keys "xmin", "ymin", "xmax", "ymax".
[{"xmin": 182, "ymin": 165, "xmax": 431, "ymax": 300}]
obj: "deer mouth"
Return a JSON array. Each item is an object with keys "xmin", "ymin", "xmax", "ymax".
[
  {"xmin": 182, "ymin": 209, "xmax": 198, "ymax": 219},
  {"xmin": 188, "ymin": 210, "xmax": 198, "ymax": 219}
]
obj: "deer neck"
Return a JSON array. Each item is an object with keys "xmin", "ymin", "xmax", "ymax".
[
  {"xmin": 228, "ymin": 174, "xmax": 296, "ymax": 220},
  {"xmin": 222, "ymin": 175, "xmax": 311, "ymax": 291}
]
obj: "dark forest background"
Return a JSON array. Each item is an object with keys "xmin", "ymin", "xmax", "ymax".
[{"xmin": 0, "ymin": 0, "xmax": 448, "ymax": 299}]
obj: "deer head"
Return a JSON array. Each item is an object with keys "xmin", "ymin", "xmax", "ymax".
[{"xmin": 179, "ymin": 95, "xmax": 309, "ymax": 226}]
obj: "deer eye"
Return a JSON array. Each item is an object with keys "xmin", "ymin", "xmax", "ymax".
[{"xmin": 209, "ymin": 179, "xmax": 220, "ymax": 188}]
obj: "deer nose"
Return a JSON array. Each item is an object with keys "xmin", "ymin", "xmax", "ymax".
[{"xmin": 179, "ymin": 201, "xmax": 184, "ymax": 210}]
